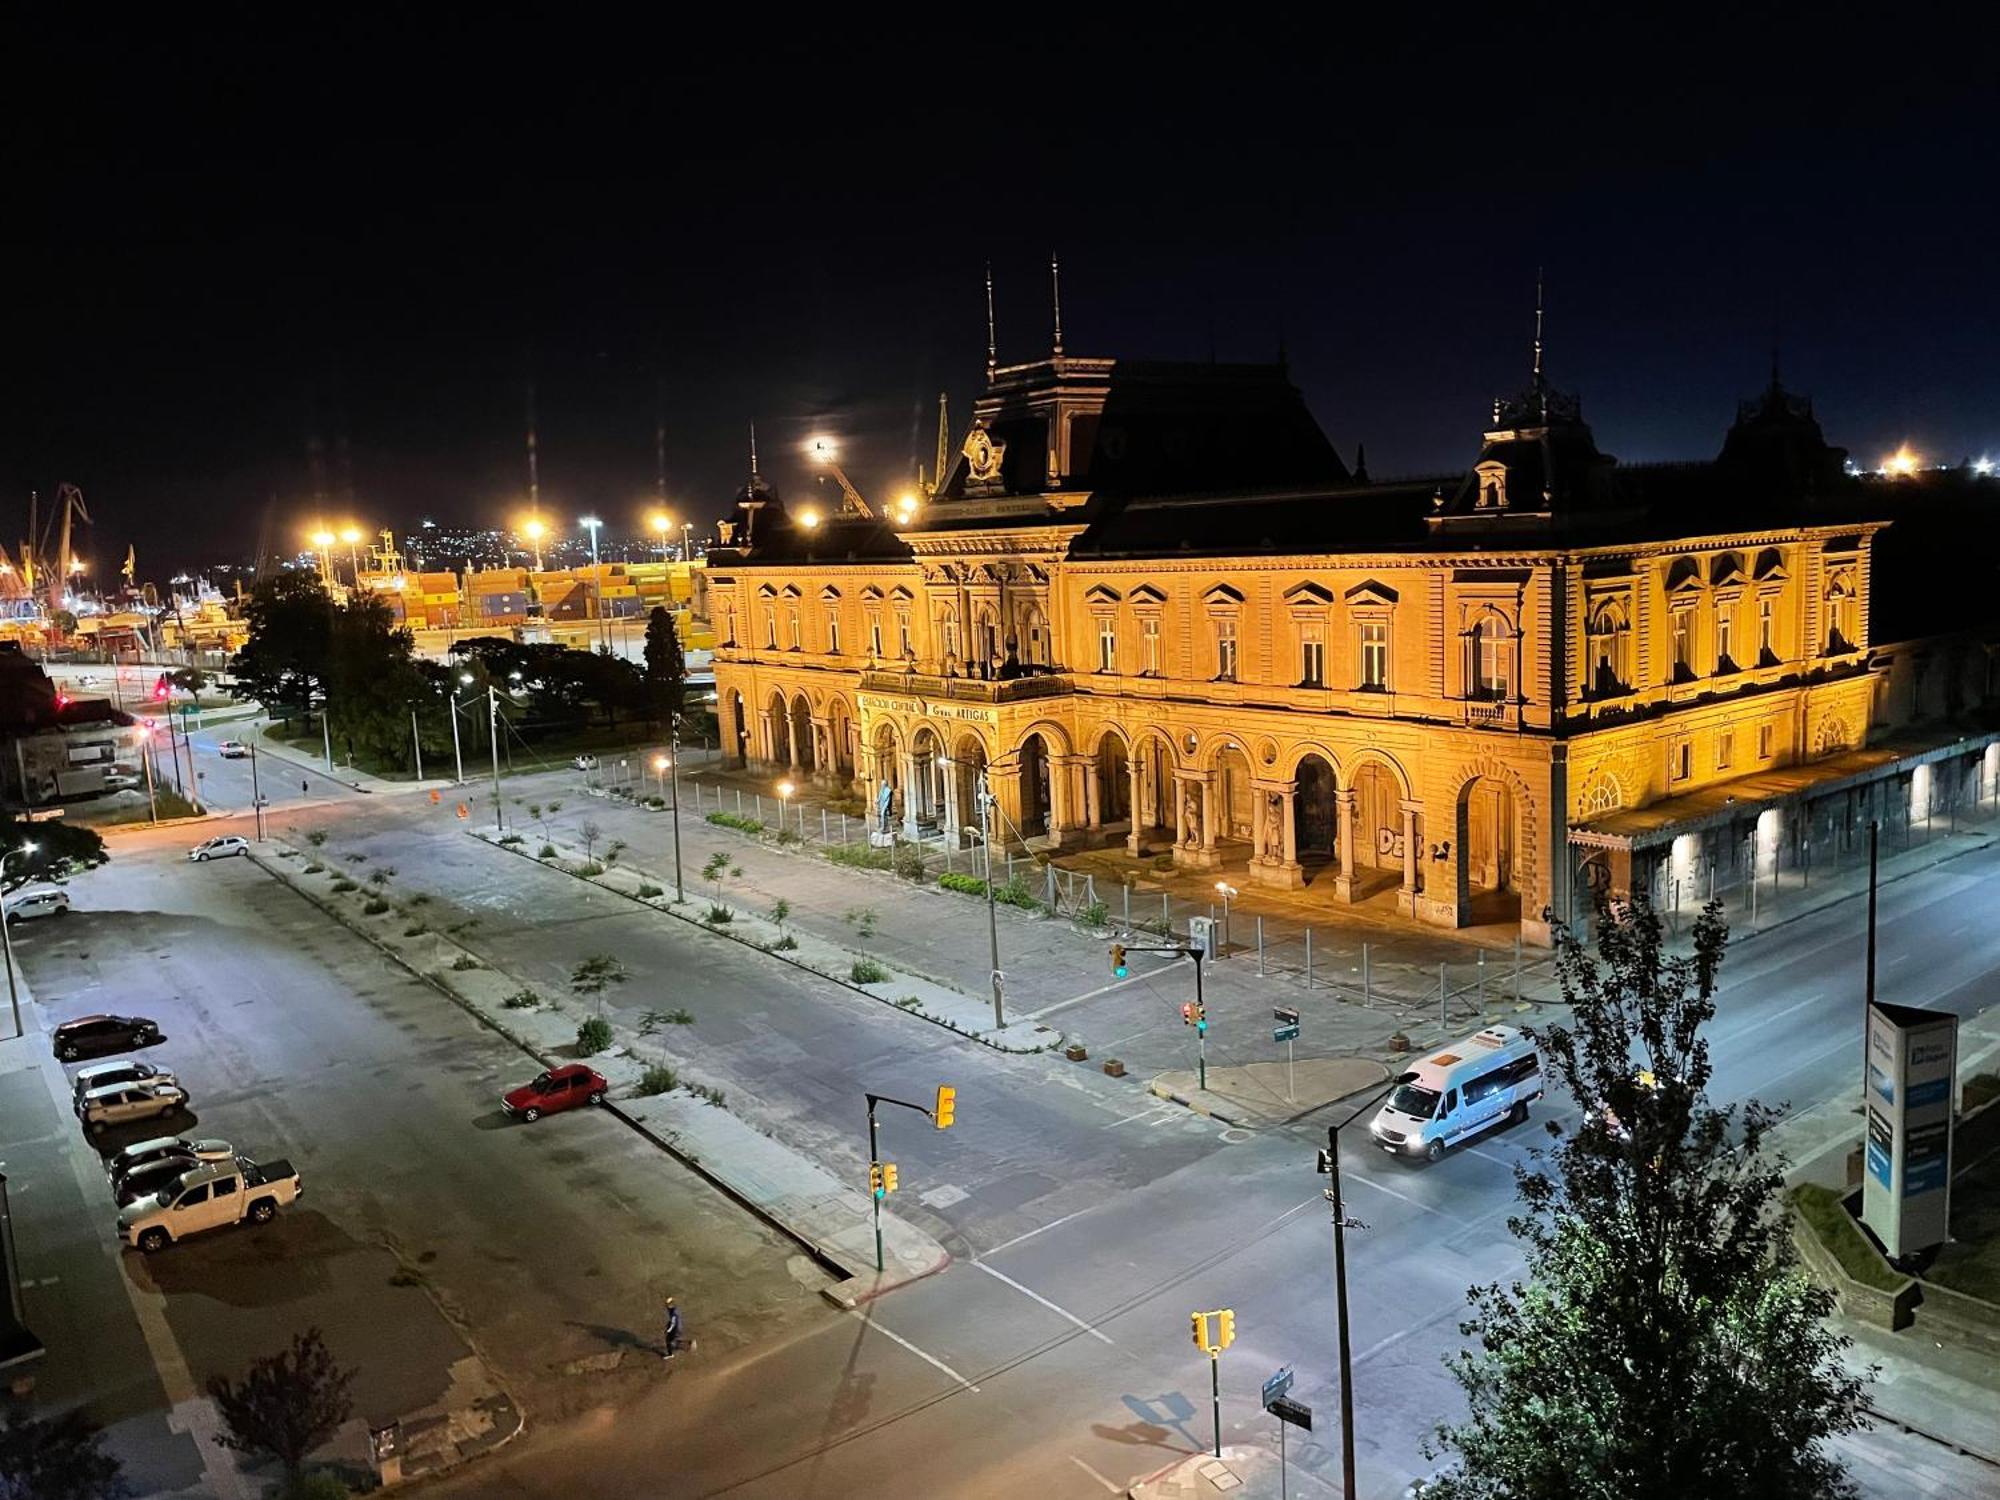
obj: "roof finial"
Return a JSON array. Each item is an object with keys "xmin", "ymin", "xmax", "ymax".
[
  {"xmin": 748, "ymin": 422, "xmax": 760, "ymax": 484},
  {"xmin": 985, "ymin": 262, "xmax": 997, "ymax": 382},
  {"xmin": 1050, "ymin": 252, "xmax": 1064, "ymax": 358},
  {"xmin": 1532, "ymin": 266, "xmax": 1546, "ymax": 388}
]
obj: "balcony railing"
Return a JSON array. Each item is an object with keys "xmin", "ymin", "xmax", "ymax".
[{"xmin": 858, "ymin": 668, "xmax": 1074, "ymax": 704}]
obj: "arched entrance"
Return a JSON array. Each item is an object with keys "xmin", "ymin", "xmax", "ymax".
[
  {"xmin": 869, "ymin": 721, "xmax": 902, "ymax": 824},
  {"xmin": 726, "ymin": 690, "xmax": 748, "ymax": 768},
  {"xmin": 1458, "ymin": 775, "xmax": 1521, "ymax": 924},
  {"xmin": 1294, "ymin": 754, "xmax": 1338, "ymax": 879},
  {"xmin": 1350, "ymin": 760, "xmax": 1404, "ymax": 899},
  {"xmin": 764, "ymin": 690, "xmax": 789, "ymax": 767},
  {"xmin": 790, "ymin": 695, "xmax": 816, "ymax": 774},
  {"xmin": 828, "ymin": 698, "xmax": 855, "ymax": 782},
  {"xmin": 910, "ymin": 726, "xmax": 945, "ymax": 832},
  {"xmin": 1096, "ymin": 732, "xmax": 1130, "ymax": 825},
  {"xmin": 953, "ymin": 734, "xmax": 988, "ymax": 842},
  {"xmin": 1018, "ymin": 732, "xmax": 1053, "ymax": 837},
  {"xmin": 1213, "ymin": 743, "xmax": 1254, "ymax": 846},
  {"xmin": 1129, "ymin": 732, "xmax": 1176, "ymax": 854}
]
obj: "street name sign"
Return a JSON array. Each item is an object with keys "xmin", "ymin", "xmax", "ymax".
[
  {"xmin": 1269, "ymin": 1396, "xmax": 1312, "ymax": 1430},
  {"xmin": 1273, "ymin": 1006, "xmax": 1300, "ymax": 1025},
  {"xmin": 1261, "ymin": 1365, "xmax": 1294, "ymax": 1408},
  {"xmin": 1273, "ymin": 1023, "xmax": 1301, "ymax": 1043}
]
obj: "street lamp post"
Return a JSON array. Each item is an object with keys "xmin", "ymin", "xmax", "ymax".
[
  {"xmin": 660, "ymin": 728, "xmax": 684, "ymax": 903},
  {"xmin": 680, "ymin": 521, "xmax": 695, "ymax": 563},
  {"xmin": 580, "ymin": 516, "xmax": 605, "ymax": 652},
  {"xmin": 1320, "ymin": 1078, "xmax": 1399, "ymax": 1500},
  {"xmin": 978, "ymin": 772, "xmax": 1005, "ymax": 1028},
  {"xmin": 649, "ymin": 511, "xmax": 671, "ymax": 562},
  {"xmin": 1, "ymin": 843, "xmax": 40, "ymax": 1038},
  {"xmin": 777, "ymin": 778, "xmax": 794, "ymax": 836},
  {"xmin": 522, "ymin": 517, "xmax": 546, "ymax": 573},
  {"xmin": 1215, "ymin": 881, "xmax": 1237, "ymax": 957},
  {"xmin": 342, "ymin": 527, "xmax": 364, "ymax": 587},
  {"xmin": 451, "ymin": 673, "xmax": 472, "ymax": 784},
  {"xmin": 310, "ymin": 530, "xmax": 336, "ymax": 580},
  {"xmin": 249, "ymin": 743, "xmax": 265, "ymax": 841}
]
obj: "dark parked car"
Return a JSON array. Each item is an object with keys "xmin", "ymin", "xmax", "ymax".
[
  {"xmin": 502, "ymin": 1063, "xmax": 608, "ymax": 1122},
  {"xmin": 54, "ymin": 1014, "xmax": 161, "ymax": 1063}
]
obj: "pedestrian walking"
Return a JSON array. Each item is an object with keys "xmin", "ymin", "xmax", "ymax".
[
  {"xmin": 663, "ymin": 1297, "xmax": 682, "ymax": 1359},
  {"xmin": 301, "ymin": 779, "xmax": 309, "ymax": 797}
]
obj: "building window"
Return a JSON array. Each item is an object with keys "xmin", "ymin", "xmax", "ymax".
[
  {"xmin": 1023, "ymin": 607, "xmax": 1048, "ymax": 665},
  {"xmin": 1715, "ymin": 604, "xmax": 1736, "ymax": 670},
  {"xmin": 787, "ymin": 607, "xmax": 801, "ymax": 650},
  {"xmin": 1670, "ymin": 739, "xmax": 1692, "ymax": 782},
  {"xmin": 765, "ymin": 609, "xmax": 777, "ymax": 650},
  {"xmin": 1358, "ymin": 620, "xmax": 1389, "ymax": 690},
  {"xmin": 1670, "ymin": 610, "xmax": 1694, "ymax": 681},
  {"xmin": 1097, "ymin": 616, "xmax": 1117, "ymax": 673},
  {"xmin": 1826, "ymin": 575, "xmax": 1858, "ymax": 653},
  {"xmin": 1469, "ymin": 613, "xmax": 1512, "ymax": 699},
  {"xmin": 826, "ymin": 609, "xmax": 841, "ymax": 654},
  {"xmin": 1299, "ymin": 621, "xmax": 1326, "ymax": 688},
  {"xmin": 1586, "ymin": 602, "xmax": 1628, "ymax": 696},
  {"xmin": 869, "ymin": 615, "xmax": 884, "ymax": 659},
  {"xmin": 975, "ymin": 610, "xmax": 999, "ymax": 667},
  {"xmin": 1717, "ymin": 730, "xmax": 1734, "ymax": 770},
  {"xmin": 1214, "ymin": 617, "xmax": 1238, "ymax": 682},
  {"xmin": 896, "ymin": 611, "xmax": 912, "ymax": 658},
  {"xmin": 1758, "ymin": 596, "xmax": 1776, "ymax": 662},
  {"xmin": 938, "ymin": 607, "xmax": 960, "ymax": 662},
  {"xmin": 1140, "ymin": 616, "xmax": 1161, "ymax": 676},
  {"xmin": 1758, "ymin": 722, "xmax": 1774, "ymax": 760}
]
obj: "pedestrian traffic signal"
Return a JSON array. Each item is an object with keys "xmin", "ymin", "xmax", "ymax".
[
  {"xmin": 881, "ymin": 1163, "xmax": 898, "ymax": 1194},
  {"xmin": 933, "ymin": 1084, "xmax": 956, "ymax": 1129},
  {"xmin": 1110, "ymin": 943, "xmax": 1128, "ymax": 978},
  {"xmin": 869, "ymin": 1163, "xmax": 885, "ymax": 1198},
  {"xmin": 1182, "ymin": 1001, "xmax": 1206, "ymax": 1026}
]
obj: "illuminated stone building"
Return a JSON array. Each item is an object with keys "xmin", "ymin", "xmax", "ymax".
[{"xmin": 708, "ymin": 341, "xmax": 1988, "ymax": 945}]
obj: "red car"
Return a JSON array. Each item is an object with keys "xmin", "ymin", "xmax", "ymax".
[{"xmin": 502, "ymin": 1064, "xmax": 608, "ymax": 1122}]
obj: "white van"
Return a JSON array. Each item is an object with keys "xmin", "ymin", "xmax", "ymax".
[{"xmin": 1369, "ymin": 1025, "xmax": 1541, "ymax": 1162}]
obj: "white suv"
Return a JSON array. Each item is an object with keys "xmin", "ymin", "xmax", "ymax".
[
  {"xmin": 77, "ymin": 1078, "xmax": 190, "ymax": 1135},
  {"xmin": 3, "ymin": 886, "xmax": 70, "ymax": 922},
  {"xmin": 189, "ymin": 835, "xmax": 250, "ymax": 862},
  {"xmin": 71, "ymin": 1060, "xmax": 177, "ymax": 1105}
]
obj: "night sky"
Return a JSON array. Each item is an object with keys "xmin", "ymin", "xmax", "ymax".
[{"xmin": 9, "ymin": 14, "xmax": 1996, "ymax": 575}]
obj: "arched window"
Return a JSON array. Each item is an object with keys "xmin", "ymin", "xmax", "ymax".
[
  {"xmin": 1586, "ymin": 601, "xmax": 1629, "ymax": 696},
  {"xmin": 1468, "ymin": 610, "xmax": 1515, "ymax": 700},
  {"xmin": 1825, "ymin": 572, "xmax": 1858, "ymax": 654},
  {"xmin": 1579, "ymin": 775, "xmax": 1623, "ymax": 817},
  {"xmin": 937, "ymin": 605, "xmax": 960, "ymax": 662}
]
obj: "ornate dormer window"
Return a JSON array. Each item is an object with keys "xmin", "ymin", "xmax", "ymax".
[{"xmin": 1474, "ymin": 460, "xmax": 1509, "ymax": 511}]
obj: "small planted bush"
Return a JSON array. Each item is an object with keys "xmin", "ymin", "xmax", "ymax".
[
  {"xmin": 1080, "ymin": 900, "xmax": 1109, "ymax": 928},
  {"xmin": 305, "ymin": 829, "xmax": 329, "ymax": 848},
  {"xmin": 402, "ymin": 922, "xmax": 429, "ymax": 937},
  {"xmin": 570, "ymin": 954, "xmax": 627, "ymax": 994},
  {"xmin": 771, "ymin": 934, "xmax": 799, "ymax": 951},
  {"xmin": 566, "ymin": 860, "xmax": 606, "ymax": 878},
  {"xmin": 330, "ymin": 878, "xmax": 358, "ymax": 893},
  {"xmin": 449, "ymin": 955, "xmax": 481, "ymax": 971},
  {"xmin": 704, "ymin": 904, "xmax": 734, "ymax": 925},
  {"xmin": 497, "ymin": 833, "xmax": 525, "ymax": 847},
  {"xmin": 538, "ymin": 844, "xmax": 558, "ymax": 859},
  {"xmin": 938, "ymin": 872, "xmax": 986, "ymax": 897},
  {"xmin": 892, "ymin": 842, "xmax": 926, "ymax": 882},
  {"xmin": 825, "ymin": 843, "xmax": 891, "ymax": 870},
  {"xmin": 575, "ymin": 1016, "xmax": 613, "ymax": 1056},
  {"xmin": 636, "ymin": 882, "xmax": 665, "ymax": 899},
  {"xmin": 995, "ymin": 876, "xmax": 1042, "ymax": 912},
  {"xmin": 706, "ymin": 810, "xmax": 765, "ymax": 835},
  {"xmin": 850, "ymin": 958, "xmax": 889, "ymax": 985},
  {"xmin": 636, "ymin": 1063, "xmax": 679, "ymax": 1096},
  {"xmin": 502, "ymin": 988, "xmax": 541, "ymax": 1010},
  {"xmin": 362, "ymin": 898, "xmax": 390, "ymax": 915},
  {"xmin": 303, "ymin": 862, "xmax": 325, "ymax": 874}
]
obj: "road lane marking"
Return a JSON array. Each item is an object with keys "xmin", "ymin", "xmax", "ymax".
[
  {"xmin": 846, "ymin": 1309, "xmax": 980, "ymax": 1393},
  {"xmin": 982, "ymin": 1207, "xmax": 1092, "ymax": 1257},
  {"xmin": 1067, "ymin": 1455, "xmax": 1125, "ymax": 1492},
  {"xmin": 971, "ymin": 1261, "xmax": 1115, "ymax": 1344},
  {"xmin": 1343, "ymin": 1168, "xmax": 1457, "ymax": 1219}
]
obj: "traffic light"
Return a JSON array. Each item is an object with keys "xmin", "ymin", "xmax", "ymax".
[
  {"xmin": 1216, "ymin": 1309, "xmax": 1235, "ymax": 1350},
  {"xmin": 1191, "ymin": 1311, "xmax": 1208, "ymax": 1352},
  {"xmin": 933, "ymin": 1084, "xmax": 956, "ymax": 1129},
  {"xmin": 869, "ymin": 1163, "xmax": 885, "ymax": 1198},
  {"xmin": 1110, "ymin": 943, "xmax": 1128, "ymax": 978},
  {"xmin": 881, "ymin": 1163, "xmax": 898, "ymax": 1194},
  {"xmin": 152, "ymin": 675, "xmax": 171, "ymax": 702},
  {"xmin": 1182, "ymin": 1000, "xmax": 1206, "ymax": 1026},
  {"xmin": 1182, "ymin": 1002, "xmax": 1196, "ymax": 1025}
]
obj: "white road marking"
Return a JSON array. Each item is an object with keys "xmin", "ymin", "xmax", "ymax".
[
  {"xmin": 1343, "ymin": 1168, "xmax": 1457, "ymax": 1219},
  {"xmin": 970, "ymin": 1260, "xmax": 1115, "ymax": 1344},
  {"xmin": 981, "ymin": 1207, "xmax": 1092, "ymax": 1257},
  {"xmin": 1067, "ymin": 1454, "xmax": 1125, "ymax": 1492},
  {"xmin": 846, "ymin": 1309, "xmax": 980, "ymax": 1393},
  {"xmin": 1025, "ymin": 971, "xmax": 1156, "ymax": 1019}
]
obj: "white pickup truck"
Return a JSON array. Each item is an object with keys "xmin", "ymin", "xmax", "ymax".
[{"xmin": 118, "ymin": 1155, "xmax": 303, "ymax": 1253}]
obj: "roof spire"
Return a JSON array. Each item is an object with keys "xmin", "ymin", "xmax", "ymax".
[
  {"xmin": 748, "ymin": 422, "xmax": 760, "ymax": 484},
  {"xmin": 1050, "ymin": 252, "xmax": 1064, "ymax": 358},
  {"xmin": 985, "ymin": 262, "xmax": 997, "ymax": 382},
  {"xmin": 1531, "ymin": 266, "xmax": 1546, "ymax": 389}
]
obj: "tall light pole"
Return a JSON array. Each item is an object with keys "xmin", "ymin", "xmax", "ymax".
[
  {"xmin": 580, "ymin": 516, "xmax": 605, "ymax": 652},
  {"xmin": 658, "ymin": 736, "xmax": 684, "ymax": 903},
  {"xmin": 1, "ymin": 843, "xmax": 40, "ymax": 1038},
  {"xmin": 680, "ymin": 521, "xmax": 695, "ymax": 563},
  {"xmin": 249, "ymin": 743, "xmax": 265, "ymax": 841},
  {"xmin": 522, "ymin": 516, "xmax": 546, "ymax": 573},
  {"xmin": 310, "ymin": 530, "xmax": 336, "ymax": 581},
  {"xmin": 649, "ymin": 511, "xmax": 671, "ymax": 562},
  {"xmin": 777, "ymin": 778, "xmax": 794, "ymax": 836},
  {"xmin": 488, "ymin": 686, "xmax": 504, "ymax": 833},
  {"xmin": 1321, "ymin": 1078, "xmax": 1399, "ymax": 1500},
  {"xmin": 451, "ymin": 672, "xmax": 472, "ymax": 784},
  {"xmin": 978, "ymin": 772, "xmax": 1004, "ymax": 1028},
  {"xmin": 341, "ymin": 527, "xmax": 364, "ymax": 587}
]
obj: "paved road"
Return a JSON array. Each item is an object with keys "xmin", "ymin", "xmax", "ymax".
[{"xmin": 15, "ymin": 826, "xmax": 824, "ymax": 1492}]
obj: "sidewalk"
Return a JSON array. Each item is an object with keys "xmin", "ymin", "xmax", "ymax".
[
  {"xmin": 1843, "ymin": 1318, "xmax": 2000, "ymax": 1467},
  {"xmin": 246, "ymin": 717, "xmax": 456, "ymax": 799},
  {"xmin": 252, "ymin": 848, "xmax": 952, "ymax": 1306},
  {"xmin": 1128, "ymin": 1444, "xmax": 1338, "ymax": 1499}
]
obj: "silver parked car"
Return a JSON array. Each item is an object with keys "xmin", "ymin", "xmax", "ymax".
[
  {"xmin": 107, "ymin": 1136, "xmax": 234, "ymax": 1193},
  {"xmin": 189, "ymin": 835, "xmax": 250, "ymax": 862},
  {"xmin": 77, "ymin": 1079, "xmax": 190, "ymax": 1135},
  {"xmin": 72, "ymin": 1060, "xmax": 177, "ymax": 1106}
]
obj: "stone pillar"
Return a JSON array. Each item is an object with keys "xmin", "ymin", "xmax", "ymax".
[
  {"xmin": 785, "ymin": 712, "xmax": 802, "ymax": 770},
  {"xmin": 939, "ymin": 756, "xmax": 961, "ymax": 842},
  {"xmin": 1248, "ymin": 781, "xmax": 1304, "ymax": 889},
  {"xmin": 1331, "ymin": 788, "xmax": 1358, "ymax": 903},
  {"xmin": 993, "ymin": 760, "xmax": 1026, "ymax": 851},
  {"xmin": 900, "ymin": 750, "xmax": 923, "ymax": 839},
  {"xmin": 720, "ymin": 692, "xmax": 745, "ymax": 769},
  {"xmin": 1398, "ymin": 802, "xmax": 1421, "ymax": 917},
  {"xmin": 1084, "ymin": 759, "xmax": 1103, "ymax": 830},
  {"xmin": 1126, "ymin": 751, "xmax": 1146, "ymax": 857}
]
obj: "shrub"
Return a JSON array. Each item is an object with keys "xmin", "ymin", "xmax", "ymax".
[
  {"xmin": 704, "ymin": 905, "xmax": 734, "ymax": 925},
  {"xmin": 664, "ymin": 1006, "xmax": 694, "ymax": 1025},
  {"xmin": 771, "ymin": 934, "xmax": 799, "ymax": 951},
  {"xmin": 850, "ymin": 958, "xmax": 889, "ymax": 984},
  {"xmin": 939, "ymin": 872, "xmax": 986, "ymax": 897},
  {"xmin": 305, "ymin": 829, "xmax": 329, "ymax": 848},
  {"xmin": 502, "ymin": 988, "xmax": 541, "ymax": 1010},
  {"xmin": 566, "ymin": 860, "xmax": 606, "ymax": 878},
  {"xmin": 636, "ymin": 1063, "xmax": 679, "ymax": 1096},
  {"xmin": 772, "ymin": 827, "xmax": 803, "ymax": 847},
  {"xmin": 687, "ymin": 1082, "xmax": 727, "ymax": 1107},
  {"xmin": 892, "ymin": 842, "xmax": 926, "ymax": 881},
  {"xmin": 571, "ymin": 955, "xmax": 628, "ymax": 993},
  {"xmin": 606, "ymin": 839, "xmax": 627, "ymax": 864},
  {"xmin": 644, "ymin": 795, "xmax": 666, "ymax": 809},
  {"xmin": 449, "ymin": 955, "xmax": 481, "ymax": 971},
  {"xmin": 362, "ymin": 898, "xmax": 390, "ymax": 915},
  {"xmin": 575, "ymin": 1016, "xmax": 613, "ymax": 1056},
  {"xmin": 303, "ymin": 862, "xmax": 324, "ymax": 874},
  {"xmin": 329, "ymin": 878, "xmax": 358, "ymax": 893},
  {"xmin": 497, "ymin": 834, "xmax": 525, "ymax": 847},
  {"xmin": 706, "ymin": 810, "xmax": 765, "ymax": 835},
  {"xmin": 402, "ymin": 922, "xmax": 429, "ymax": 937},
  {"xmin": 371, "ymin": 866, "xmax": 397, "ymax": 883},
  {"xmin": 538, "ymin": 844, "xmax": 558, "ymax": 859},
  {"xmin": 995, "ymin": 875, "xmax": 1041, "ymax": 911},
  {"xmin": 1080, "ymin": 900, "xmax": 1109, "ymax": 928},
  {"xmin": 636, "ymin": 882, "xmax": 665, "ymax": 899},
  {"xmin": 825, "ymin": 843, "xmax": 891, "ymax": 870},
  {"xmin": 896, "ymin": 995, "xmax": 923, "ymax": 1010},
  {"xmin": 344, "ymin": 853, "xmax": 367, "ymax": 864}
]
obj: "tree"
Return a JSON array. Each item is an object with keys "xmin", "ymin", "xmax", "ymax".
[
  {"xmin": 230, "ymin": 573, "xmax": 334, "ymax": 723},
  {"xmin": 166, "ymin": 667, "xmax": 210, "ymax": 695},
  {"xmin": 0, "ymin": 1398, "xmax": 125, "ymax": 1500},
  {"xmin": 643, "ymin": 605, "xmax": 686, "ymax": 729},
  {"xmin": 205, "ymin": 1327, "xmax": 354, "ymax": 1485},
  {"xmin": 0, "ymin": 816, "xmax": 108, "ymax": 894},
  {"xmin": 322, "ymin": 591, "xmax": 427, "ymax": 770},
  {"xmin": 1421, "ymin": 892, "xmax": 1868, "ymax": 1500}
]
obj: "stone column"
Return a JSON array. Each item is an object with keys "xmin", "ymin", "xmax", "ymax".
[
  {"xmin": 1398, "ymin": 802, "xmax": 1421, "ymax": 916},
  {"xmin": 1126, "ymin": 751, "xmax": 1145, "ymax": 857},
  {"xmin": 1044, "ymin": 756, "xmax": 1073, "ymax": 850},
  {"xmin": 785, "ymin": 712, "xmax": 802, "ymax": 770},
  {"xmin": 720, "ymin": 691, "xmax": 745, "ymax": 769},
  {"xmin": 1331, "ymin": 788, "xmax": 1358, "ymax": 902},
  {"xmin": 1083, "ymin": 759, "xmax": 1102, "ymax": 830},
  {"xmin": 900, "ymin": 749, "xmax": 923, "ymax": 839},
  {"xmin": 939, "ymin": 756, "xmax": 961, "ymax": 842}
]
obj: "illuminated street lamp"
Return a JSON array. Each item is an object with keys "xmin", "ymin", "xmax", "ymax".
[
  {"xmin": 894, "ymin": 491, "xmax": 920, "ymax": 527},
  {"xmin": 309, "ymin": 528, "xmax": 336, "ymax": 579},
  {"xmin": 797, "ymin": 508, "xmax": 821, "ymax": 530},
  {"xmin": 1215, "ymin": 881, "xmax": 1238, "ymax": 956},
  {"xmin": 341, "ymin": 526, "xmax": 364, "ymax": 586},
  {"xmin": 521, "ymin": 516, "xmax": 547, "ymax": 572},
  {"xmin": 778, "ymin": 777, "xmax": 795, "ymax": 835},
  {"xmin": 579, "ymin": 516, "xmax": 605, "ymax": 651},
  {"xmin": 450, "ymin": 671, "xmax": 474, "ymax": 784},
  {"xmin": 649, "ymin": 510, "xmax": 671, "ymax": 561},
  {"xmin": 680, "ymin": 520, "xmax": 696, "ymax": 562},
  {"xmin": 2, "ymin": 841, "xmax": 40, "ymax": 1036}
]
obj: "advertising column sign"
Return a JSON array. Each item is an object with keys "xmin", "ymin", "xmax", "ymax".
[{"xmin": 1860, "ymin": 1001, "xmax": 1958, "ymax": 1259}]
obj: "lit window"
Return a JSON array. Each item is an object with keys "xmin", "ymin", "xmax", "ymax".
[
  {"xmin": 1097, "ymin": 616, "xmax": 1117, "ymax": 673},
  {"xmin": 1716, "ymin": 606, "xmax": 1735, "ymax": 669},
  {"xmin": 788, "ymin": 607, "xmax": 801, "ymax": 649},
  {"xmin": 1758, "ymin": 597, "xmax": 1776, "ymax": 660},
  {"xmin": 1359, "ymin": 620, "xmax": 1388, "ymax": 689},
  {"xmin": 1671, "ymin": 611, "xmax": 1693, "ymax": 679},
  {"xmin": 1717, "ymin": 730, "xmax": 1734, "ymax": 770},
  {"xmin": 897, "ymin": 612, "xmax": 912, "ymax": 658},
  {"xmin": 869, "ymin": 616, "xmax": 884, "ymax": 658},
  {"xmin": 1141, "ymin": 617, "xmax": 1161, "ymax": 675},
  {"xmin": 1214, "ymin": 617, "xmax": 1238, "ymax": 681},
  {"xmin": 1299, "ymin": 621, "xmax": 1326, "ymax": 688},
  {"xmin": 826, "ymin": 609, "xmax": 841, "ymax": 654},
  {"xmin": 939, "ymin": 608, "xmax": 959, "ymax": 661},
  {"xmin": 1670, "ymin": 740, "xmax": 1692, "ymax": 782},
  {"xmin": 1758, "ymin": 722, "xmax": 1774, "ymax": 760},
  {"xmin": 765, "ymin": 610, "xmax": 777, "ymax": 649},
  {"xmin": 1470, "ymin": 614, "xmax": 1512, "ymax": 699}
]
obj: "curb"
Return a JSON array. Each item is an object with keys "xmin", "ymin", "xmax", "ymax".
[
  {"xmin": 1860, "ymin": 1398, "xmax": 2000, "ymax": 1471},
  {"xmin": 468, "ymin": 829, "xmax": 1058, "ymax": 1056},
  {"xmin": 1146, "ymin": 1078, "xmax": 1255, "ymax": 1129},
  {"xmin": 248, "ymin": 850, "xmax": 915, "ymax": 1302},
  {"xmin": 815, "ymin": 1252, "xmax": 955, "ymax": 1311}
]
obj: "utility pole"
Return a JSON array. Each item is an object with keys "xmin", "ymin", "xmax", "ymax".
[
  {"xmin": 321, "ymin": 704, "xmax": 333, "ymax": 773},
  {"xmin": 450, "ymin": 687, "xmax": 464, "ymax": 785},
  {"xmin": 978, "ymin": 771, "xmax": 1004, "ymax": 1028},
  {"xmin": 488, "ymin": 686, "xmax": 504, "ymax": 833},
  {"xmin": 410, "ymin": 708, "xmax": 424, "ymax": 780},
  {"xmin": 1318, "ymin": 1079, "xmax": 1397, "ymax": 1500},
  {"xmin": 249, "ymin": 743, "xmax": 265, "ymax": 841},
  {"xmin": 669, "ymin": 716, "xmax": 685, "ymax": 903}
]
